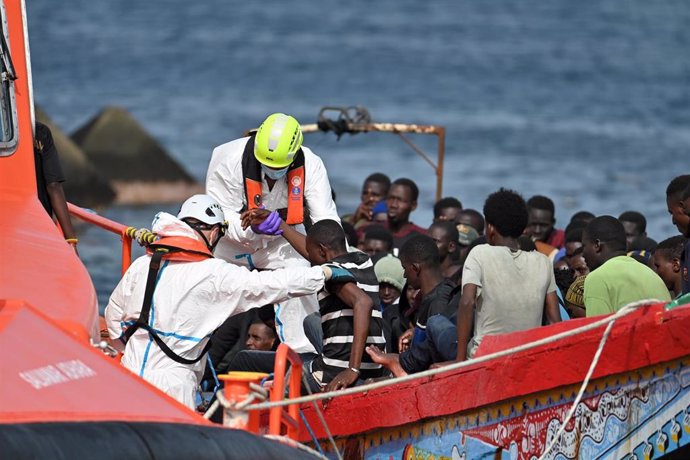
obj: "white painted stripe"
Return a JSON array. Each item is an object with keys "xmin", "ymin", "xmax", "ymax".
[
  {"xmin": 321, "ymin": 309, "xmax": 383, "ymax": 322},
  {"xmin": 356, "ymin": 282, "xmax": 379, "ymax": 293},
  {"xmin": 338, "ymin": 260, "xmax": 373, "ymax": 269},
  {"xmin": 322, "ymin": 357, "xmax": 381, "ymax": 369},
  {"xmin": 323, "ymin": 335, "xmax": 387, "ymax": 345},
  {"xmin": 321, "ymin": 309, "xmax": 353, "ymax": 321}
]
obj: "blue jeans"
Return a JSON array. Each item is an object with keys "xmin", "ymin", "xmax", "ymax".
[{"xmin": 398, "ymin": 314, "xmax": 457, "ymax": 374}]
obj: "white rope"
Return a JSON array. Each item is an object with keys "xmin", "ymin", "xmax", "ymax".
[
  {"xmin": 263, "ymin": 434, "xmax": 329, "ymax": 459},
  {"xmin": 245, "ymin": 299, "xmax": 661, "ymax": 411},
  {"xmin": 537, "ymin": 308, "xmax": 619, "ymax": 460},
  {"xmin": 204, "ymin": 384, "xmax": 270, "ymax": 419},
  {"xmin": 203, "ymin": 399, "xmax": 220, "ymax": 420}
]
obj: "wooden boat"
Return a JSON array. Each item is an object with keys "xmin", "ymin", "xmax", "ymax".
[{"xmin": 290, "ymin": 300, "xmax": 690, "ymax": 459}]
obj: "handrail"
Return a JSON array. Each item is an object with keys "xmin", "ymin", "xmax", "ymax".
[
  {"xmin": 269, "ymin": 343, "xmax": 303, "ymax": 439},
  {"xmin": 301, "ymin": 120, "xmax": 446, "ymax": 202},
  {"xmin": 67, "ymin": 202, "xmax": 133, "ymax": 275}
]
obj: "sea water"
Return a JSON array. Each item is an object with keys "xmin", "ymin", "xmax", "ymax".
[{"xmin": 26, "ymin": 0, "xmax": 690, "ymax": 309}]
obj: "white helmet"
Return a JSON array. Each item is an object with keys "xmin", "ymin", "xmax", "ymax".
[{"xmin": 177, "ymin": 194, "xmax": 225, "ymax": 226}]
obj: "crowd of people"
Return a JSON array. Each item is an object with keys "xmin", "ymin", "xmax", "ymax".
[{"xmin": 92, "ymin": 113, "xmax": 690, "ymax": 411}]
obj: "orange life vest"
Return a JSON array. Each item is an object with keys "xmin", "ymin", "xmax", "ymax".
[
  {"xmin": 241, "ymin": 135, "xmax": 305, "ymax": 225},
  {"xmin": 146, "ymin": 235, "xmax": 214, "ymax": 262}
]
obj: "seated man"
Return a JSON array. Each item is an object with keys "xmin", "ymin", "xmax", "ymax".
[
  {"xmin": 582, "ymin": 216, "xmax": 671, "ymax": 316},
  {"xmin": 105, "ymin": 195, "xmax": 346, "ymax": 408},
  {"xmin": 245, "ymin": 317, "xmax": 278, "ymax": 352},
  {"xmin": 457, "ymin": 209, "xmax": 485, "ymax": 236},
  {"xmin": 666, "ymin": 176, "xmax": 690, "ymax": 296},
  {"xmin": 525, "ymin": 195, "xmax": 565, "ymax": 249},
  {"xmin": 652, "ymin": 236, "xmax": 687, "ymax": 299},
  {"xmin": 428, "ymin": 221, "xmax": 462, "ymax": 282},
  {"xmin": 344, "ymin": 173, "xmax": 391, "ymax": 230},
  {"xmin": 433, "ymin": 197, "xmax": 463, "ymax": 225},
  {"xmin": 618, "ymin": 210, "xmax": 647, "ymax": 250},
  {"xmin": 365, "ymin": 235, "xmax": 456, "ymax": 376},
  {"xmin": 374, "ymin": 254, "xmax": 406, "ymax": 353},
  {"xmin": 381, "ymin": 178, "xmax": 428, "ymax": 249},
  {"xmin": 456, "ymin": 223, "xmax": 480, "ymax": 267},
  {"xmin": 241, "ymin": 212, "xmax": 385, "ymax": 392},
  {"xmin": 360, "ymin": 225, "xmax": 394, "ymax": 260}
]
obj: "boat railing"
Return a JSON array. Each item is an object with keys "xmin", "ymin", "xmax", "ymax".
[
  {"xmin": 67, "ymin": 202, "xmax": 133, "ymax": 275},
  {"xmin": 269, "ymin": 343, "xmax": 303, "ymax": 439}
]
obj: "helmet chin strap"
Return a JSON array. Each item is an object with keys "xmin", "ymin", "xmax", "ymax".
[{"xmin": 189, "ymin": 225, "xmax": 218, "ymax": 253}]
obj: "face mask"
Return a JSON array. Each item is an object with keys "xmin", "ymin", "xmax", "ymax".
[{"xmin": 262, "ymin": 165, "xmax": 289, "ymax": 180}]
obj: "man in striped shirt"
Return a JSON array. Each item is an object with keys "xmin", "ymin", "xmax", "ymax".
[
  {"xmin": 303, "ymin": 220, "xmax": 385, "ymax": 391},
  {"xmin": 241, "ymin": 211, "xmax": 385, "ymax": 392}
]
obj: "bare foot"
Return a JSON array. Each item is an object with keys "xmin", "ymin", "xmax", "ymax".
[{"xmin": 366, "ymin": 345, "xmax": 408, "ymax": 378}]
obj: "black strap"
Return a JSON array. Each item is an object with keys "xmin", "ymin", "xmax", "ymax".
[{"xmin": 123, "ymin": 249, "xmax": 211, "ymax": 365}]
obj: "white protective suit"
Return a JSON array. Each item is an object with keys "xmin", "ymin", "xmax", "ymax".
[
  {"xmin": 206, "ymin": 137, "xmax": 339, "ymax": 353},
  {"xmin": 104, "ymin": 213, "xmax": 326, "ymax": 408}
]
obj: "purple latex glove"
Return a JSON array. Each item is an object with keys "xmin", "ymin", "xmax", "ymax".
[{"xmin": 252, "ymin": 210, "xmax": 283, "ymax": 235}]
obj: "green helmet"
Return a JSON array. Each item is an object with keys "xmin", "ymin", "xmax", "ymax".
[{"xmin": 254, "ymin": 113, "xmax": 303, "ymax": 168}]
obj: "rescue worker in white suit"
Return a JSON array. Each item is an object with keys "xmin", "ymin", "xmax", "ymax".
[
  {"xmin": 105, "ymin": 194, "xmax": 351, "ymax": 408},
  {"xmin": 206, "ymin": 113, "xmax": 340, "ymax": 355}
]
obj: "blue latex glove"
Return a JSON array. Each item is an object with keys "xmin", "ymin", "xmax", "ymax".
[
  {"xmin": 252, "ymin": 210, "xmax": 283, "ymax": 235},
  {"xmin": 321, "ymin": 264, "xmax": 356, "ymax": 283}
]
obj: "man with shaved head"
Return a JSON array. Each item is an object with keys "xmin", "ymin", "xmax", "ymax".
[{"xmin": 581, "ymin": 216, "xmax": 670, "ymax": 316}]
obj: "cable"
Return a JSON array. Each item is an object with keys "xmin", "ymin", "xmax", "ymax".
[
  {"xmin": 537, "ymin": 309, "xmax": 619, "ymax": 459},
  {"xmin": 299, "ymin": 409, "xmax": 326, "ymax": 457},
  {"xmin": 301, "ymin": 372, "xmax": 343, "ymax": 460},
  {"xmin": 245, "ymin": 299, "xmax": 662, "ymax": 411}
]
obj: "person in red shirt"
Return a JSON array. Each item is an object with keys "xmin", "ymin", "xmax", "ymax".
[{"xmin": 383, "ymin": 178, "xmax": 427, "ymax": 249}]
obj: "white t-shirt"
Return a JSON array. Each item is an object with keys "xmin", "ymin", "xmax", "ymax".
[{"xmin": 461, "ymin": 245, "xmax": 556, "ymax": 357}]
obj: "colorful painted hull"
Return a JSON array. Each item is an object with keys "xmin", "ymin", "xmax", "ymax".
[{"xmin": 298, "ymin": 303, "xmax": 690, "ymax": 460}]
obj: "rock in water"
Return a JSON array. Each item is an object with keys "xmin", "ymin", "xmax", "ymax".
[
  {"xmin": 35, "ymin": 107, "xmax": 116, "ymax": 208},
  {"xmin": 71, "ymin": 106, "xmax": 202, "ymax": 204}
]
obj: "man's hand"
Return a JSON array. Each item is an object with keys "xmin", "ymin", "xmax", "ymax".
[
  {"xmin": 241, "ymin": 209, "xmax": 283, "ymax": 235},
  {"xmin": 324, "ymin": 368, "xmax": 359, "ymax": 392},
  {"xmin": 240, "ymin": 208, "xmax": 271, "ymax": 231},
  {"xmin": 352, "ymin": 202, "xmax": 374, "ymax": 223},
  {"xmin": 398, "ymin": 328, "xmax": 414, "ymax": 352}
]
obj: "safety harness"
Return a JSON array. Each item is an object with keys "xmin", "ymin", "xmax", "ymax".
[
  {"xmin": 241, "ymin": 134, "xmax": 306, "ymax": 224},
  {"xmin": 123, "ymin": 236, "xmax": 215, "ymax": 365}
]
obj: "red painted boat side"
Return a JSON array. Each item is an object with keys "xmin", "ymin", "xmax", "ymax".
[
  {"xmin": 297, "ymin": 302, "xmax": 690, "ymax": 441},
  {"xmin": 0, "ymin": 300, "xmax": 209, "ymax": 425}
]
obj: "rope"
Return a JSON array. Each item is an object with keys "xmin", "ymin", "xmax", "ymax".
[
  {"xmin": 204, "ymin": 383, "xmax": 269, "ymax": 420},
  {"xmin": 299, "ymin": 409, "xmax": 326, "ymax": 457},
  {"xmin": 537, "ymin": 312, "xmax": 618, "ymax": 460},
  {"xmin": 125, "ymin": 226, "xmax": 157, "ymax": 245},
  {"xmin": 203, "ymin": 399, "xmax": 220, "ymax": 420},
  {"xmin": 301, "ymin": 372, "xmax": 343, "ymax": 460},
  {"xmin": 245, "ymin": 299, "xmax": 662, "ymax": 411},
  {"xmin": 263, "ymin": 434, "xmax": 329, "ymax": 460}
]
